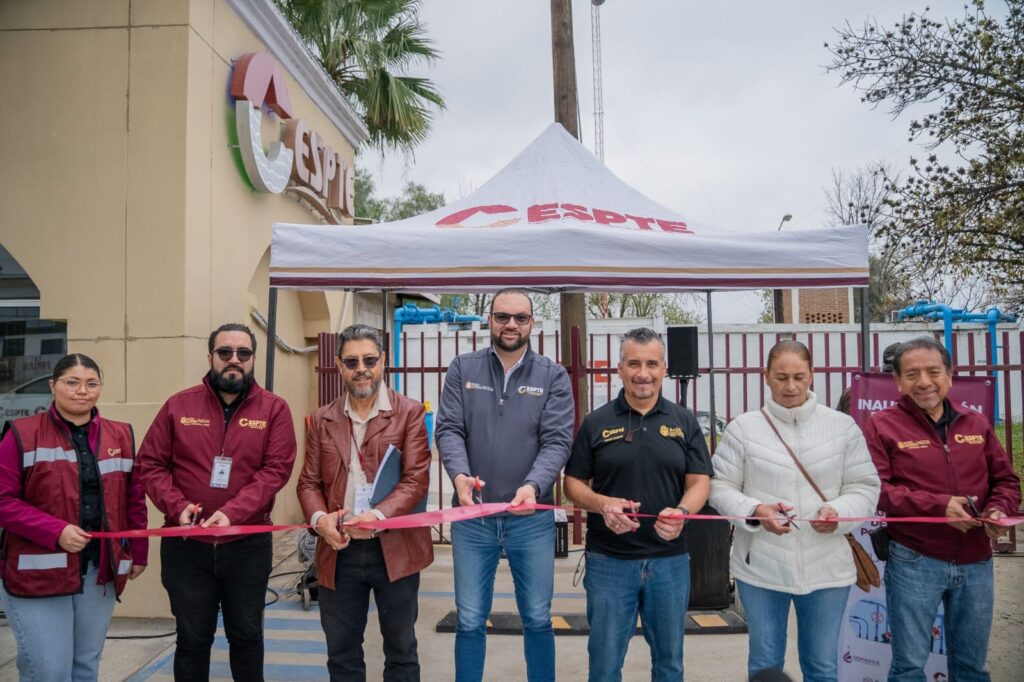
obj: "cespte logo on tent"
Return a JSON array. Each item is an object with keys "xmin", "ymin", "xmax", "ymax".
[
  {"xmin": 436, "ymin": 203, "xmax": 694, "ymax": 233},
  {"xmin": 229, "ymin": 52, "xmax": 355, "ymax": 223}
]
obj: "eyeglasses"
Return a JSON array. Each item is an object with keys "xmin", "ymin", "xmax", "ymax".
[
  {"xmin": 339, "ymin": 355, "xmax": 381, "ymax": 371},
  {"xmin": 491, "ymin": 312, "xmax": 533, "ymax": 325},
  {"xmin": 58, "ymin": 378, "xmax": 103, "ymax": 392},
  {"xmin": 213, "ymin": 347, "xmax": 254, "ymax": 362}
]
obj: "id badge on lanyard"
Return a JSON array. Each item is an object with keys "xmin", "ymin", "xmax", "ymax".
[
  {"xmin": 210, "ymin": 454, "xmax": 232, "ymax": 489},
  {"xmin": 354, "ymin": 482, "xmax": 373, "ymax": 515}
]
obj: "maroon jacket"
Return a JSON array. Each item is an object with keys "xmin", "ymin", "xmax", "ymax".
[
  {"xmin": 0, "ymin": 406, "xmax": 147, "ymax": 596},
  {"xmin": 137, "ymin": 376, "xmax": 296, "ymax": 541},
  {"xmin": 864, "ymin": 396, "xmax": 1020, "ymax": 563}
]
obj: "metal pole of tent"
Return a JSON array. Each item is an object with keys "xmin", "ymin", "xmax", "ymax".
[
  {"xmin": 705, "ymin": 290, "xmax": 717, "ymax": 452},
  {"xmin": 381, "ymin": 290, "xmax": 389, "ymax": 385},
  {"xmin": 859, "ymin": 287, "xmax": 870, "ymax": 372},
  {"xmin": 265, "ymin": 287, "xmax": 278, "ymax": 392}
]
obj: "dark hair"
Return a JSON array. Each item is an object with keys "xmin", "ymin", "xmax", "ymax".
[
  {"xmin": 766, "ymin": 339, "xmax": 812, "ymax": 371},
  {"xmin": 337, "ymin": 324, "xmax": 384, "ymax": 356},
  {"xmin": 51, "ymin": 353, "xmax": 102, "ymax": 382},
  {"xmin": 490, "ymin": 288, "xmax": 534, "ymax": 315},
  {"xmin": 882, "ymin": 342, "xmax": 901, "ymax": 374},
  {"xmin": 892, "ymin": 336, "xmax": 952, "ymax": 374},
  {"xmin": 619, "ymin": 327, "xmax": 664, "ymax": 359},
  {"xmin": 208, "ymin": 323, "xmax": 257, "ymax": 354}
]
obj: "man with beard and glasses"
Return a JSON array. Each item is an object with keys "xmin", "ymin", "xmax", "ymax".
[
  {"xmin": 297, "ymin": 324, "xmax": 432, "ymax": 681},
  {"xmin": 137, "ymin": 323, "xmax": 296, "ymax": 682},
  {"xmin": 436, "ymin": 289, "xmax": 574, "ymax": 682}
]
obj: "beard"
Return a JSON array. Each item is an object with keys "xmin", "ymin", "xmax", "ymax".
[
  {"xmin": 492, "ymin": 329, "xmax": 529, "ymax": 353},
  {"xmin": 209, "ymin": 366, "xmax": 254, "ymax": 395},
  {"xmin": 344, "ymin": 371, "xmax": 380, "ymax": 399}
]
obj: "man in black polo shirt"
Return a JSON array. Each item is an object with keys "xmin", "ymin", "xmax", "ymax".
[{"xmin": 565, "ymin": 327, "xmax": 713, "ymax": 682}]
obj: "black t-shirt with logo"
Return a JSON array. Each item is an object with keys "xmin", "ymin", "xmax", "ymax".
[{"xmin": 565, "ymin": 390, "xmax": 714, "ymax": 558}]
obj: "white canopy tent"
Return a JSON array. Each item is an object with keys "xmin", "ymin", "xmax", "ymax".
[
  {"xmin": 271, "ymin": 124, "xmax": 868, "ymax": 293},
  {"xmin": 267, "ymin": 123, "xmax": 871, "ymax": 428}
]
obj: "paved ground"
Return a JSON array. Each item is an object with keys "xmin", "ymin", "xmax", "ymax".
[{"xmin": 0, "ymin": 531, "xmax": 1020, "ymax": 681}]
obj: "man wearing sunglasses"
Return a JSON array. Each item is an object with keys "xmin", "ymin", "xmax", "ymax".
[
  {"xmin": 437, "ymin": 289, "xmax": 574, "ymax": 682},
  {"xmin": 138, "ymin": 323, "xmax": 297, "ymax": 681},
  {"xmin": 298, "ymin": 324, "xmax": 432, "ymax": 681}
]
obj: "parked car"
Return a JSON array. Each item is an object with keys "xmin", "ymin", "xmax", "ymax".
[
  {"xmin": 695, "ymin": 410, "xmax": 725, "ymax": 437},
  {"xmin": 0, "ymin": 375, "xmax": 50, "ymax": 432}
]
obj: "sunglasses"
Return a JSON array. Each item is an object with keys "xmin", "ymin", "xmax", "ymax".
[
  {"xmin": 213, "ymin": 347, "xmax": 254, "ymax": 362},
  {"xmin": 491, "ymin": 312, "xmax": 532, "ymax": 325},
  {"xmin": 340, "ymin": 355, "xmax": 381, "ymax": 371}
]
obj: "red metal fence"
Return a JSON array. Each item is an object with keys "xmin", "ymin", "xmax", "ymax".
[{"xmin": 317, "ymin": 326, "xmax": 1024, "ymax": 542}]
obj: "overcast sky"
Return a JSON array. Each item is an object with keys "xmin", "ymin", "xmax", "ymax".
[{"xmin": 363, "ymin": 0, "xmax": 968, "ymax": 322}]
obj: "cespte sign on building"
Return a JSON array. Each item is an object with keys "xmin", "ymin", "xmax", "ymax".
[{"xmin": 230, "ymin": 52, "xmax": 354, "ymax": 224}]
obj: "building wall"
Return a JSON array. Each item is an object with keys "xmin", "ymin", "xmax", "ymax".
[
  {"xmin": 1, "ymin": 0, "xmax": 360, "ymax": 616},
  {"xmin": 797, "ymin": 287, "xmax": 852, "ymax": 323}
]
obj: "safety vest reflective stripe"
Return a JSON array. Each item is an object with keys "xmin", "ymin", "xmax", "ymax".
[
  {"xmin": 21, "ymin": 447, "xmax": 77, "ymax": 469},
  {"xmin": 117, "ymin": 559, "xmax": 132, "ymax": 575},
  {"xmin": 98, "ymin": 458, "xmax": 133, "ymax": 475},
  {"xmin": 17, "ymin": 553, "xmax": 68, "ymax": 570}
]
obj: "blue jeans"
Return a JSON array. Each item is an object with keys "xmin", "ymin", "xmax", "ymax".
[
  {"xmin": 451, "ymin": 510, "xmax": 555, "ymax": 682},
  {"xmin": 0, "ymin": 565, "xmax": 117, "ymax": 681},
  {"xmin": 736, "ymin": 580, "xmax": 850, "ymax": 682},
  {"xmin": 583, "ymin": 550, "xmax": 691, "ymax": 682},
  {"xmin": 885, "ymin": 540, "xmax": 993, "ymax": 682}
]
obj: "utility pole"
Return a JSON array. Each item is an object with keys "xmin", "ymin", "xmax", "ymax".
[{"xmin": 550, "ymin": 0, "xmax": 589, "ymax": 423}]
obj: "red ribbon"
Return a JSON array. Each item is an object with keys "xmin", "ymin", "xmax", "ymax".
[{"xmin": 88, "ymin": 503, "xmax": 1024, "ymax": 539}]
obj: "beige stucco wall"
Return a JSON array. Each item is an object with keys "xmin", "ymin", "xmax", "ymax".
[{"xmin": 0, "ymin": 0, "xmax": 359, "ymax": 616}]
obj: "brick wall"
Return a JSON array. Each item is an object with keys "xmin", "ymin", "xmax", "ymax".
[{"xmin": 797, "ymin": 287, "xmax": 850, "ymax": 323}]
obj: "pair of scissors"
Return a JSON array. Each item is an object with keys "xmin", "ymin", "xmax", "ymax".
[
  {"xmin": 185, "ymin": 504, "xmax": 202, "ymax": 540},
  {"xmin": 777, "ymin": 502, "xmax": 800, "ymax": 530},
  {"xmin": 964, "ymin": 495, "xmax": 982, "ymax": 517},
  {"xmin": 472, "ymin": 476, "xmax": 483, "ymax": 506},
  {"xmin": 189, "ymin": 504, "xmax": 202, "ymax": 527}
]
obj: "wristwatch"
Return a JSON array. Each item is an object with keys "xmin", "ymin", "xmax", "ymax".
[{"xmin": 675, "ymin": 506, "xmax": 690, "ymax": 517}]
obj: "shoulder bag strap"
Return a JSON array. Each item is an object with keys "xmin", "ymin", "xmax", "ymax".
[{"xmin": 759, "ymin": 407, "xmax": 828, "ymax": 504}]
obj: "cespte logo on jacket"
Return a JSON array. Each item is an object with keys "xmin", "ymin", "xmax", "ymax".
[
  {"xmin": 953, "ymin": 433, "xmax": 984, "ymax": 445},
  {"xmin": 517, "ymin": 385, "xmax": 545, "ymax": 397},
  {"xmin": 465, "ymin": 381, "xmax": 494, "ymax": 392},
  {"xmin": 179, "ymin": 417, "xmax": 211, "ymax": 427},
  {"xmin": 239, "ymin": 418, "xmax": 268, "ymax": 430},
  {"xmin": 601, "ymin": 426, "xmax": 625, "ymax": 442}
]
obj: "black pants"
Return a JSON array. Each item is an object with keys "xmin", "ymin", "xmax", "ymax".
[
  {"xmin": 161, "ymin": 533, "xmax": 272, "ymax": 681},
  {"xmin": 318, "ymin": 537, "xmax": 421, "ymax": 681}
]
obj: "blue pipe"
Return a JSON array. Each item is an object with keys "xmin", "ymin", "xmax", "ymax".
[
  {"xmin": 895, "ymin": 301, "xmax": 1017, "ymax": 422},
  {"xmin": 392, "ymin": 304, "xmax": 482, "ymax": 392}
]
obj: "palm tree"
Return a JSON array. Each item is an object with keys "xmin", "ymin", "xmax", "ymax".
[{"xmin": 276, "ymin": 0, "xmax": 445, "ymax": 152}]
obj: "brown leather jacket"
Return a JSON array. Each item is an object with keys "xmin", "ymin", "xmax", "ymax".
[{"xmin": 297, "ymin": 388, "xmax": 433, "ymax": 586}]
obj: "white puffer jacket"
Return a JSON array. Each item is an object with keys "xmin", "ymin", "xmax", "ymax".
[{"xmin": 709, "ymin": 392, "xmax": 880, "ymax": 594}]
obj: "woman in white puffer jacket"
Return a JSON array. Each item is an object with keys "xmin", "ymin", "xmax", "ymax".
[{"xmin": 710, "ymin": 340, "xmax": 880, "ymax": 682}]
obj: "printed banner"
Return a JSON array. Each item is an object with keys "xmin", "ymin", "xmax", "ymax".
[{"xmin": 847, "ymin": 372, "xmax": 995, "ymax": 430}]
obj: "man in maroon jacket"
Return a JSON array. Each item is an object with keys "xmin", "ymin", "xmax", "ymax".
[
  {"xmin": 864, "ymin": 336, "xmax": 1020, "ymax": 682},
  {"xmin": 137, "ymin": 323, "xmax": 297, "ymax": 682}
]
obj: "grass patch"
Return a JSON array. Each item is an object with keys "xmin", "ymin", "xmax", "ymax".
[{"xmin": 994, "ymin": 421, "xmax": 1024, "ymax": 500}]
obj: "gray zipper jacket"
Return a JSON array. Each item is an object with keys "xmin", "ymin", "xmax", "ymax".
[{"xmin": 436, "ymin": 345, "xmax": 574, "ymax": 506}]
